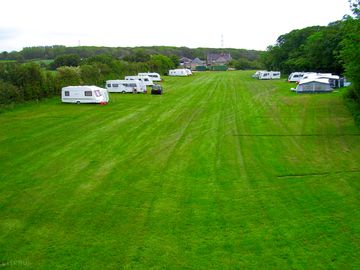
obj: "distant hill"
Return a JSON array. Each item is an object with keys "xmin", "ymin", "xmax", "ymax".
[{"xmin": 0, "ymin": 45, "xmax": 263, "ymax": 63}]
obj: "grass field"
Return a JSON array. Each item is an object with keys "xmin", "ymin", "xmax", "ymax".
[{"xmin": 0, "ymin": 71, "xmax": 359, "ymax": 269}]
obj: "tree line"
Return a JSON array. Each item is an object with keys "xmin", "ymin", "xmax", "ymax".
[
  {"xmin": 0, "ymin": 45, "xmax": 262, "ymax": 67},
  {"xmin": 0, "ymin": 54, "xmax": 177, "ymax": 107},
  {"xmin": 262, "ymin": 0, "xmax": 360, "ymax": 109}
]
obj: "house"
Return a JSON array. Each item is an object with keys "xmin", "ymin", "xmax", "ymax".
[
  {"xmin": 179, "ymin": 57, "xmax": 192, "ymax": 68},
  {"xmin": 207, "ymin": 52, "xmax": 232, "ymax": 65},
  {"xmin": 190, "ymin": 58, "xmax": 205, "ymax": 70}
]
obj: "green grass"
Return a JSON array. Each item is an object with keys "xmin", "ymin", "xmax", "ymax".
[{"xmin": 0, "ymin": 71, "xmax": 359, "ymax": 269}]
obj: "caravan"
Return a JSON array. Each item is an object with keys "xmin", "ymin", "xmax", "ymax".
[
  {"xmin": 132, "ymin": 75, "xmax": 154, "ymax": 86},
  {"xmin": 124, "ymin": 76, "xmax": 147, "ymax": 92},
  {"xmin": 288, "ymin": 72, "xmax": 305, "ymax": 82},
  {"xmin": 169, "ymin": 69, "xmax": 188, "ymax": 76},
  {"xmin": 252, "ymin": 70, "xmax": 267, "ymax": 78},
  {"xmin": 184, "ymin": 69, "xmax": 192, "ymax": 76},
  {"xmin": 138, "ymin": 72, "xmax": 162, "ymax": 82},
  {"xmin": 61, "ymin": 86, "xmax": 109, "ymax": 104},
  {"xmin": 298, "ymin": 73, "xmax": 341, "ymax": 88},
  {"xmin": 270, "ymin": 71, "xmax": 281, "ymax": 79},
  {"xmin": 106, "ymin": 80, "xmax": 145, "ymax": 93},
  {"xmin": 258, "ymin": 71, "xmax": 271, "ymax": 80}
]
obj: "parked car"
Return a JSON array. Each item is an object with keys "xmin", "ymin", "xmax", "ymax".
[{"xmin": 151, "ymin": 84, "xmax": 163, "ymax": 95}]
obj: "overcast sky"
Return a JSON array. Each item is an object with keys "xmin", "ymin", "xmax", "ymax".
[{"xmin": 0, "ymin": 0, "xmax": 352, "ymax": 52}]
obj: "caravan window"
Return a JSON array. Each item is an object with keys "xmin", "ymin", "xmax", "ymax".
[
  {"xmin": 107, "ymin": 84, "xmax": 111, "ymax": 87},
  {"xmin": 84, "ymin": 91, "xmax": 92, "ymax": 96},
  {"xmin": 64, "ymin": 91, "xmax": 70, "ymax": 96},
  {"xmin": 94, "ymin": 90, "xmax": 101, "ymax": 97},
  {"xmin": 112, "ymin": 84, "xmax": 119, "ymax": 88}
]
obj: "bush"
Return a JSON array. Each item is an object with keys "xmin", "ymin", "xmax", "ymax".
[
  {"xmin": 344, "ymin": 86, "xmax": 360, "ymax": 127},
  {"xmin": 80, "ymin": 65, "xmax": 101, "ymax": 85},
  {"xmin": 50, "ymin": 54, "xmax": 81, "ymax": 70},
  {"xmin": 0, "ymin": 80, "xmax": 23, "ymax": 104},
  {"xmin": 56, "ymin": 66, "xmax": 82, "ymax": 88}
]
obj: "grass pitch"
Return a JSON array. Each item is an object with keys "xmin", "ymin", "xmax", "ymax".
[{"xmin": 0, "ymin": 71, "xmax": 359, "ymax": 269}]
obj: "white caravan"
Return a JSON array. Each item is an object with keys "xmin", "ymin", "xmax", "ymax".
[
  {"xmin": 258, "ymin": 71, "xmax": 271, "ymax": 80},
  {"xmin": 298, "ymin": 73, "xmax": 340, "ymax": 88},
  {"xmin": 168, "ymin": 69, "xmax": 188, "ymax": 76},
  {"xmin": 61, "ymin": 86, "xmax": 109, "ymax": 104},
  {"xmin": 252, "ymin": 70, "xmax": 267, "ymax": 78},
  {"xmin": 270, "ymin": 71, "xmax": 281, "ymax": 79},
  {"xmin": 185, "ymin": 69, "xmax": 192, "ymax": 76},
  {"xmin": 288, "ymin": 72, "xmax": 306, "ymax": 82},
  {"xmin": 106, "ymin": 80, "xmax": 145, "ymax": 93},
  {"xmin": 124, "ymin": 76, "xmax": 147, "ymax": 92},
  {"xmin": 138, "ymin": 72, "xmax": 162, "ymax": 82},
  {"xmin": 131, "ymin": 75, "xmax": 153, "ymax": 86}
]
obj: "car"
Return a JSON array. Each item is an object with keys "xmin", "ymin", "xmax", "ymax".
[{"xmin": 151, "ymin": 84, "xmax": 163, "ymax": 95}]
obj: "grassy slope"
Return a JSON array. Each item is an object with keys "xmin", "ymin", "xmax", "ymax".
[{"xmin": 0, "ymin": 71, "xmax": 359, "ymax": 269}]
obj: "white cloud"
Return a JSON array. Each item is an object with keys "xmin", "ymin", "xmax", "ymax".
[{"xmin": 0, "ymin": 0, "xmax": 352, "ymax": 52}]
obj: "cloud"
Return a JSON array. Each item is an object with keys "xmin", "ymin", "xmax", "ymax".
[{"xmin": 0, "ymin": 28, "xmax": 20, "ymax": 40}]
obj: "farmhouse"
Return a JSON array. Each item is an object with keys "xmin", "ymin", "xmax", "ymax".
[
  {"xmin": 179, "ymin": 57, "xmax": 192, "ymax": 68},
  {"xmin": 180, "ymin": 57, "xmax": 206, "ymax": 70},
  {"xmin": 207, "ymin": 52, "xmax": 232, "ymax": 65},
  {"xmin": 190, "ymin": 58, "xmax": 205, "ymax": 70}
]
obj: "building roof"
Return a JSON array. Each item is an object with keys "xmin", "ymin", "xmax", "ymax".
[
  {"xmin": 179, "ymin": 57, "xmax": 192, "ymax": 63},
  {"xmin": 191, "ymin": 58, "xmax": 205, "ymax": 64},
  {"xmin": 207, "ymin": 52, "xmax": 232, "ymax": 64}
]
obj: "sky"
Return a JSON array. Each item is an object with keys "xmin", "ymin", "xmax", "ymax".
[{"xmin": 0, "ymin": 0, "xmax": 352, "ymax": 52}]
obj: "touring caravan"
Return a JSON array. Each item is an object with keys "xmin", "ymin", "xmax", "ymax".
[
  {"xmin": 124, "ymin": 76, "xmax": 147, "ymax": 92},
  {"xmin": 184, "ymin": 69, "xmax": 193, "ymax": 76},
  {"xmin": 301, "ymin": 73, "xmax": 330, "ymax": 81},
  {"xmin": 169, "ymin": 69, "xmax": 188, "ymax": 76},
  {"xmin": 106, "ymin": 80, "xmax": 145, "ymax": 93},
  {"xmin": 61, "ymin": 86, "xmax": 109, "ymax": 104},
  {"xmin": 130, "ymin": 75, "xmax": 153, "ymax": 86},
  {"xmin": 298, "ymin": 73, "xmax": 341, "ymax": 88},
  {"xmin": 288, "ymin": 72, "xmax": 305, "ymax": 82},
  {"xmin": 291, "ymin": 78, "xmax": 333, "ymax": 93},
  {"xmin": 252, "ymin": 70, "xmax": 267, "ymax": 78},
  {"xmin": 138, "ymin": 72, "xmax": 162, "ymax": 82},
  {"xmin": 258, "ymin": 71, "xmax": 271, "ymax": 80},
  {"xmin": 270, "ymin": 71, "xmax": 281, "ymax": 79}
]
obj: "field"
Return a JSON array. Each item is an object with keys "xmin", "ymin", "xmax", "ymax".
[{"xmin": 0, "ymin": 71, "xmax": 359, "ymax": 269}]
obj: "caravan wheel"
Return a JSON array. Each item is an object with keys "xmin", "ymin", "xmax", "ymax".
[
  {"xmin": 76, "ymin": 101, "xmax": 80, "ymax": 104},
  {"xmin": 122, "ymin": 91, "xmax": 126, "ymax": 94}
]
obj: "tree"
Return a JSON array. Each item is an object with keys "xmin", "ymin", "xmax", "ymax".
[
  {"xmin": 80, "ymin": 65, "xmax": 101, "ymax": 86},
  {"xmin": 341, "ymin": 1, "xmax": 360, "ymax": 100},
  {"xmin": 17, "ymin": 63, "xmax": 44, "ymax": 100},
  {"xmin": 303, "ymin": 21, "xmax": 345, "ymax": 74},
  {"xmin": 148, "ymin": 55, "xmax": 175, "ymax": 75},
  {"xmin": 0, "ymin": 80, "xmax": 23, "ymax": 104},
  {"xmin": 123, "ymin": 49, "xmax": 151, "ymax": 62},
  {"xmin": 51, "ymin": 54, "xmax": 81, "ymax": 69},
  {"xmin": 56, "ymin": 67, "xmax": 82, "ymax": 89},
  {"xmin": 169, "ymin": 55, "xmax": 180, "ymax": 68},
  {"xmin": 349, "ymin": 0, "xmax": 360, "ymax": 17}
]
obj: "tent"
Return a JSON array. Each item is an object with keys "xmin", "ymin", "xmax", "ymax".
[{"xmin": 291, "ymin": 78, "xmax": 333, "ymax": 93}]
